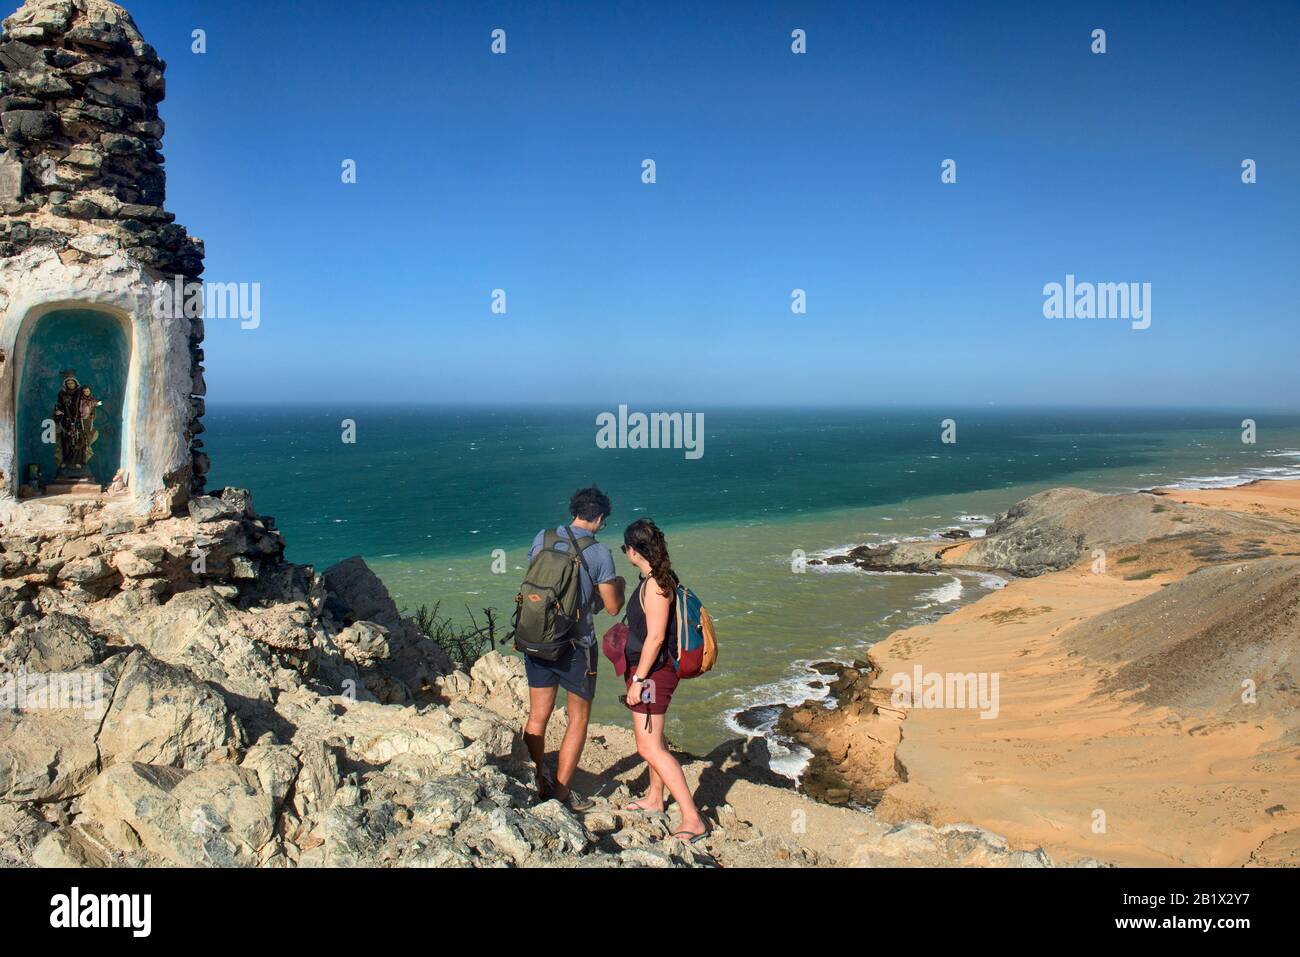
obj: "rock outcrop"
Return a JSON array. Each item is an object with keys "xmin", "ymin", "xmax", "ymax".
[
  {"xmin": 0, "ymin": 484, "xmax": 1063, "ymax": 868},
  {"xmin": 776, "ymin": 659, "xmax": 902, "ymax": 807},
  {"xmin": 810, "ymin": 486, "xmax": 1291, "ymax": 579},
  {"xmin": 0, "ymin": 487, "xmax": 707, "ymax": 867}
]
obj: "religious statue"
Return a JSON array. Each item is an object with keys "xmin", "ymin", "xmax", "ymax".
[{"xmin": 51, "ymin": 370, "xmax": 101, "ymax": 479}]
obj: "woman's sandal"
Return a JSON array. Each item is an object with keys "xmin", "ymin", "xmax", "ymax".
[
  {"xmin": 668, "ymin": 826, "xmax": 710, "ymax": 844},
  {"xmin": 622, "ymin": 799, "xmax": 665, "ymax": 815}
]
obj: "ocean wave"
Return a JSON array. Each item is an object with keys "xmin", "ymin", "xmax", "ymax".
[
  {"xmin": 760, "ymin": 739, "xmax": 814, "ymax": 779},
  {"xmin": 1162, "ymin": 451, "xmax": 1300, "ymax": 490},
  {"xmin": 1165, "ymin": 468, "xmax": 1300, "ymax": 490},
  {"xmin": 809, "ymin": 544, "xmax": 867, "ymax": 559},
  {"xmin": 967, "ymin": 571, "xmax": 1009, "ymax": 591},
  {"xmin": 917, "ymin": 576, "xmax": 963, "ymax": 606},
  {"xmin": 804, "ymin": 561, "xmax": 872, "ymax": 575},
  {"xmin": 722, "ymin": 661, "xmax": 841, "ymax": 779},
  {"xmin": 803, "ymin": 538, "xmax": 901, "ymax": 570},
  {"xmin": 729, "ymin": 568, "xmax": 1007, "ymax": 782},
  {"xmin": 820, "ymin": 567, "xmax": 931, "ymax": 577}
]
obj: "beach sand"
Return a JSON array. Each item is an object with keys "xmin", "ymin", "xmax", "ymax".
[
  {"xmin": 1155, "ymin": 476, "xmax": 1300, "ymax": 521},
  {"xmin": 825, "ymin": 481, "xmax": 1300, "ymax": 866}
]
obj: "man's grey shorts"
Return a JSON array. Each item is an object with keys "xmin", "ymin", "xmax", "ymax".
[{"xmin": 523, "ymin": 641, "xmax": 598, "ymax": 701}]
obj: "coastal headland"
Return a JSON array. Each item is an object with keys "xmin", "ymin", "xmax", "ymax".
[{"xmin": 786, "ymin": 480, "xmax": 1300, "ymax": 867}]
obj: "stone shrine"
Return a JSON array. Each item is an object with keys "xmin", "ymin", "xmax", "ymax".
[{"xmin": 0, "ymin": 0, "xmax": 206, "ymax": 516}]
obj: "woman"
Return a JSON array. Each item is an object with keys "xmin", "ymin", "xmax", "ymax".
[{"xmin": 620, "ymin": 518, "xmax": 708, "ymax": 843}]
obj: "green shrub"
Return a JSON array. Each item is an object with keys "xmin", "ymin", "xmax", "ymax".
[{"xmin": 407, "ymin": 601, "xmax": 499, "ymax": 668}]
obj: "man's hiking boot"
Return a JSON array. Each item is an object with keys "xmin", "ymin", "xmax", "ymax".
[
  {"xmin": 561, "ymin": 789, "xmax": 594, "ymax": 813},
  {"xmin": 540, "ymin": 779, "xmax": 593, "ymax": 812}
]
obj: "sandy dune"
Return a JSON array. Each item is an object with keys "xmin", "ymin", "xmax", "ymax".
[
  {"xmin": 814, "ymin": 481, "xmax": 1300, "ymax": 866},
  {"xmin": 1156, "ymin": 478, "xmax": 1300, "ymax": 524}
]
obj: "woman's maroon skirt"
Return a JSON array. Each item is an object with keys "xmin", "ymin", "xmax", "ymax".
[{"xmin": 625, "ymin": 658, "xmax": 680, "ymax": 716}]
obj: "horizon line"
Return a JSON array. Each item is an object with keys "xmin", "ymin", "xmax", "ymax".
[{"xmin": 200, "ymin": 400, "xmax": 1300, "ymax": 416}]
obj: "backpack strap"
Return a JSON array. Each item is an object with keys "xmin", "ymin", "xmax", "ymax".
[
  {"xmin": 544, "ymin": 527, "xmax": 598, "ymax": 557},
  {"xmin": 632, "ymin": 576, "xmax": 672, "ymax": 673},
  {"xmin": 563, "ymin": 525, "xmax": 598, "ymax": 601},
  {"xmin": 564, "ymin": 526, "xmax": 603, "ymax": 678}
]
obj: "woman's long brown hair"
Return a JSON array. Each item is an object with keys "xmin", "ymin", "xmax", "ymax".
[{"xmin": 623, "ymin": 518, "xmax": 675, "ymax": 598}]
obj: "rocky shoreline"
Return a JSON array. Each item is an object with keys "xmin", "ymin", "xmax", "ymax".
[
  {"xmin": 777, "ymin": 481, "xmax": 1300, "ymax": 865},
  {"xmin": 805, "ymin": 490, "xmax": 1094, "ymax": 579},
  {"xmin": 776, "ymin": 658, "xmax": 888, "ymax": 807}
]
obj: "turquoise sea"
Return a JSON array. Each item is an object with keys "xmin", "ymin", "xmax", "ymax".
[{"xmin": 205, "ymin": 406, "xmax": 1300, "ymax": 768}]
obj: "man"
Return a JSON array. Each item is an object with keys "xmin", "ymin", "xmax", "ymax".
[{"xmin": 522, "ymin": 485, "xmax": 625, "ymax": 811}]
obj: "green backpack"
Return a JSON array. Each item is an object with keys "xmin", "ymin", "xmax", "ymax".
[{"xmin": 510, "ymin": 527, "xmax": 600, "ymax": 661}]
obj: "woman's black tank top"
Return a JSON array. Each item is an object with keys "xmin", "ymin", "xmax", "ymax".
[{"xmin": 624, "ymin": 574, "xmax": 678, "ymax": 670}]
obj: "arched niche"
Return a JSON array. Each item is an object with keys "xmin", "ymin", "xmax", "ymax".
[{"xmin": 15, "ymin": 306, "xmax": 133, "ymax": 489}]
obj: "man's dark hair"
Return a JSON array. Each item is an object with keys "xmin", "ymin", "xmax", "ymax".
[{"xmin": 569, "ymin": 485, "xmax": 612, "ymax": 522}]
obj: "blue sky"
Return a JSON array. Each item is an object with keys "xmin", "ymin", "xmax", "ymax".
[{"xmin": 126, "ymin": 0, "xmax": 1298, "ymax": 408}]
